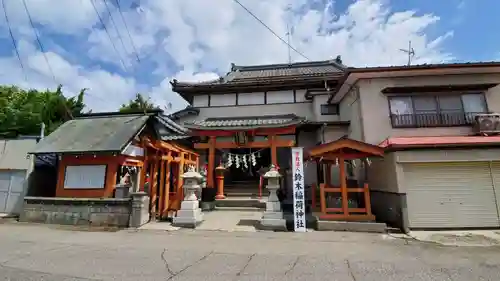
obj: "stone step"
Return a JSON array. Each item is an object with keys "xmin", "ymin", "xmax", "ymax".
[
  {"xmin": 215, "ymin": 197, "xmax": 266, "ymax": 209},
  {"xmin": 215, "ymin": 206, "xmax": 263, "ymax": 212}
]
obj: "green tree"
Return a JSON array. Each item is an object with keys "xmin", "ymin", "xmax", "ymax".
[
  {"xmin": 119, "ymin": 93, "xmax": 159, "ymax": 113},
  {"xmin": 0, "ymin": 85, "xmax": 88, "ymax": 137}
]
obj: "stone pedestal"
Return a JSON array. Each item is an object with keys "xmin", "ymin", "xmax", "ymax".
[
  {"xmin": 129, "ymin": 192, "xmax": 150, "ymax": 228},
  {"xmin": 172, "ymin": 167, "xmax": 204, "ymax": 228},
  {"xmin": 115, "ymin": 184, "xmax": 130, "ymax": 199},
  {"xmin": 259, "ymin": 165, "xmax": 287, "ymax": 231}
]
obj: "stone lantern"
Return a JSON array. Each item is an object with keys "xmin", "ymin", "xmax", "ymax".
[
  {"xmin": 172, "ymin": 166, "xmax": 204, "ymax": 228},
  {"xmin": 259, "ymin": 164, "xmax": 287, "ymax": 231}
]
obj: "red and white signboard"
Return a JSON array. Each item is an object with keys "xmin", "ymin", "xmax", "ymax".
[{"xmin": 291, "ymin": 147, "xmax": 306, "ymax": 232}]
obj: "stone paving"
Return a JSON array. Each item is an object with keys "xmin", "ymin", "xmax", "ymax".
[
  {"xmin": 140, "ymin": 208, "xmax": 263, "ymax": 232},
  {"xmin": 1, "ymin": 221, "xmax": 500, "ymax": 280}
]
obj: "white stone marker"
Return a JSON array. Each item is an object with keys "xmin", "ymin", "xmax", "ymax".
[
  {"xmin": 259, "ymin": 164, "xmax": 287, "ymax": 231},
  {"xmin": 172, "ymin": 166, "xmax": 204, "ymax": 228}
]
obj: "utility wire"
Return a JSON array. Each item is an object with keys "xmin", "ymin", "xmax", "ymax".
[
  {"xmin": 232, "ymin": 0, "xmax": 310, "ymax": 61},
  {"xmin": 102, "ymin": 0, "xmax": 130, "ymax": 64},
  {"xmin": 1, "ymin": 0, "xmax": 27, "ymax": 81},
  {"xmin": 89, "ymin": 0, "xmax": 128, "ymax": 71},
  {"xmin": 22, "ymin": 0, "xmax": 57, "ymax": 83},
  {"xmin": 113, "ymin": 0, "xmax": 141, "ymax": 63}
]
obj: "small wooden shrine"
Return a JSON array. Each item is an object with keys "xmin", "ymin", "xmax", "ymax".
[
  {"xmin": 306, "ymin": 137, "xmax": 384, "ymax": 221},
  {"xmin": 30, "ymin": 111, "xmax": 198, "ymax": 219}
]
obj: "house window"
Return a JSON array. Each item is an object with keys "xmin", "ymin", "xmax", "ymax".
[
  {"xmin": 389, "ymin": 93, "xmax": 487, "ymax": 128},
  {"xmin": 320, "ymin": 104, "xmax": 339, "ymax": 115},
  {"xmin": 64, "ymin": 165, "xmax": 107, "ymax": 189}
]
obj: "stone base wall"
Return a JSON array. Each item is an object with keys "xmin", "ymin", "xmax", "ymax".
[
  {"xmin": 370, "ymin": 191, "xmax": 408, "ymax": 231},
  {"xmin": 20, "ymin": 197, "xmax": 132, "ymax": 227}
]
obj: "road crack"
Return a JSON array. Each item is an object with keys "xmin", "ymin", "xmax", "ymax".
[
  {"xmin": 345, "ymin": 259, "xmax": 358, "ymax": 281},
  {"xmin": 161, "ymin": 249, "xmax": 214, "ymax": 281},
  {"xmin": 160, "ymin": 249, "xmax": 175, "ymax": 276},
  {"xmin": 236, "ymin": 253, "xmax": 256, "ymax": 276},
  {"xmin": 284, "ymin": 256, "xmax": 301, "ymax": 275}
]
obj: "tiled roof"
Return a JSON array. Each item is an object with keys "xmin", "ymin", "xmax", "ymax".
[
  {"xmin": 379, "ymin": 136, "xmax": 500, "ymax": 149},
  {"xmin": 171, "ymin": 59, "xmax": 345, "ymax": 88},
  {"xmin": 31, "ymin": 113, "xmax": 190, "ymax": 154},
  {"xmin": 184, "ymin": 114, "xmax": 305, "ymax": 130}
]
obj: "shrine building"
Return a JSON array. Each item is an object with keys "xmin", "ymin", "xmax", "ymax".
[{"xmin": 170, "ymin": 58, "xmax": 365, "ymax": 214}]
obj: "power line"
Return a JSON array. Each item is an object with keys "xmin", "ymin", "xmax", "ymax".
[
  {"xmin": 1, "ymin": 0, "xmax": 27, "ymax": 81},
  {"xmin": 232, "ymin": 0, "xmax": 310, "ymax": 61},
  {"xmin": 102, "ymin": 0, "xmax": 130, "ymax": 64},
  {"xmin": 22, "ymin": 0, "xmax": 57, "ymax": 83},
  {"xmin": 113, "ymin": 0, "xmax": 141, "ymax": 63},
  {"xmin": 89, "ymin": 0, "xmax": 129, "ymax": 71}
]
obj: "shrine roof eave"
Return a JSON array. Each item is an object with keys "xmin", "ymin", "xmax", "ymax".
[
  {"xmin": 171, "ymin": 76, "xmax": 342, "ymax": 95},
  {"xmin": 183, "ymin": 114, "xmax": 305, "ymax": 132},
  {"xmin": 307, "ymin": 136, "xmax": 385, "ymax": 159},
  {"xmin": 184, "ymin": 121, "xmax": 304, "ymax": 132}
]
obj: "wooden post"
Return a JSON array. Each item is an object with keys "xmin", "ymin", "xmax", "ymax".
[
  {"xmin": 177, "ymin": 152, "xmax": 185, "ymax": 199},
  {"xmin": 215, "ymin": 165, "xmax": 225, "ymax": 199},
  {"xmin": 319, "ymin": 183, "xmax": 326, "ymax": 215},
  {"xmin": 150, "ymin": 158, "xmax": 159, "ymax": 215},
  {"xmin": 363, "ymin": 182, "xmax": 372, "ymax": 215},
  {"xmin": 325, "ymin": 164, "xmax": 331, "ymax": 186},
  {"xmin": 162, "ymin": 160, "xmax": 171, "ymax": 218},
  {"xmin": 207, "ymin": 136, "xmax": 216, "ymax": 188},
  {"xmin": 158, "ymin": 160, "xmax": 166, "ymax": 217},
  {"xmin": 269, "ymin": 135, "xmax": 277, "ymax": 166},
  {"xmin": 339, "ymin": 153, "xmax": 349, "ymax": 216}
]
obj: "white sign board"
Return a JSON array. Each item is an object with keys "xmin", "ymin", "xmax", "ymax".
[{"xmin": 291, "ymin": 147, "xmax": 306, "ymax": 232}]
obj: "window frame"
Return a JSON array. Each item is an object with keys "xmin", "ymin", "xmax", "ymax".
[
  {"xmin": 388, "ymin": 93, "xmax": 489, "ymax": 128},
  {"xmin": 63, "ymin": 165, "xmax": 108, "ymax": 189},
  {"xmin": 320, "ymin": 104, "xmax": 340, "ymax": 115}
]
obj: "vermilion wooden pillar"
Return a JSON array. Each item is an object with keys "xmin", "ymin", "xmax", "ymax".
[
  {"xmin": 215, "ymin": 165, "xmax": 226, "ymax": 199},
  {"xmin": 269, "ymin": 135, "xmax": 277, "ymax": 166},
  {"xmin": 207, "ymin": 136, "xmax": 216, "ymax": 188},
  {"xmin": 338, "ymin": 153, "xmax": 349, "ymax": 216}
]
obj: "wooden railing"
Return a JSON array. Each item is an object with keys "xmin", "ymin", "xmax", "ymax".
[{"xmin": 319, "ymin": 183, "xmax": 373, "ymax": 221}]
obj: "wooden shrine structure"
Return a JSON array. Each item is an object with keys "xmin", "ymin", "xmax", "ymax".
[
  {"xmin": 183, "ymin": 115, "xmax": 305, "ymax": 198},
  {"xmin": 306, "ymin": 137, "xmax": 384, "ymax": 221},
  {"xmin": 30, "ymin": 111, "xmax": 198, "ymax": 219}
]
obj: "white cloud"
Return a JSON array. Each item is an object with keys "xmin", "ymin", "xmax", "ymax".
[{"xmin": 0, "ymin": 0, "xmax": 454, "ymax": 112}]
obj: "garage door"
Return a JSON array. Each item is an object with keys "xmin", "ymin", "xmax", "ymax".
[
  {"xmin": 0, "ymin": 170, "xmax": 27, "ymax": 215},
  {"xmin": 404, "ymin": 162, "xmax": 500, "ymax": 228}
]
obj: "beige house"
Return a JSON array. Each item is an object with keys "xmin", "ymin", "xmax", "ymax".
[
  {"xmin": 331, "ymin": 62, "xmax": 500, "ymax": 231},
  {"xmin": 171, "ymin": 60, "xmax": 500, "ymax": 231}
]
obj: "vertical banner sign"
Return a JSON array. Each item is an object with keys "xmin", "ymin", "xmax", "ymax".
[{"xmin": 291, "ymin": 147, "xmax": 306, "ymax": 232}]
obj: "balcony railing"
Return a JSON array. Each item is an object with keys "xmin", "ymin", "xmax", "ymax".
[{"xmin": 390, "ymin": 112, "xmax": 484, "ymax": 128}]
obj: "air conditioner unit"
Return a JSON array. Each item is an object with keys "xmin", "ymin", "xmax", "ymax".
[{"xmin": 473, "ymin": 113, "xmax": 500, "ymax": 135}]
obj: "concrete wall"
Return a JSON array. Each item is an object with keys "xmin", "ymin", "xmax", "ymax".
[
  {"xmin": 0, "ymin": 138, "xmax": 37, "ymax": 170},
  {"xmin": 20, "ymin": 197, "xmax": 132, "ymax": 227},
  {"xmin": 181, "ymin": 90, "xmax": 348, "ymax": 125}
]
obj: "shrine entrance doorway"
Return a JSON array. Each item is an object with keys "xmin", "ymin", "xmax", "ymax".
[{"xmin": 224, "ymin": 148, "xmax": 271, "ymax": 197}]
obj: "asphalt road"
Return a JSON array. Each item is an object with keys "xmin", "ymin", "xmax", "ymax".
[{"xmin": 0, "ymin": 222, "xmax": 499, "ymax": 280}]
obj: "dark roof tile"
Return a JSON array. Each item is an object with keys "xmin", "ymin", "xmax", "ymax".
[{"xmin": 184, "ymin": 114, "xmax": 305, "ymax": 130}]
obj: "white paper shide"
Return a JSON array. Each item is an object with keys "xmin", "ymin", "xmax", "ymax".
[{"xmin": 291, "ymin": 147, "xmax": 306, "ymax": 232}]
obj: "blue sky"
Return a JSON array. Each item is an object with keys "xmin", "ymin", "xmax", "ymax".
[{"xmin": 0, "ymin": 0, "xmax": 498, "ymax": 112}]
